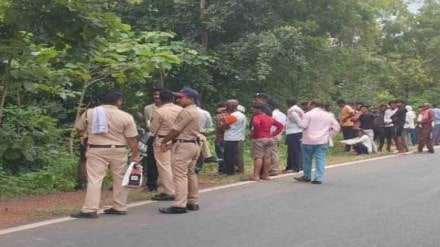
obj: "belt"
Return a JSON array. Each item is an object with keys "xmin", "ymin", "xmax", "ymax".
[
  {"xmin": 157, "ymin": 135, "xmax": 167, "ymax": 138},
  {"xmin": 172, "ymin": 139, "xmax": 198, "ymax": 144},
  {"xmin": 89, "ymin": 144, "xmax": 126, "ymax": 148}
]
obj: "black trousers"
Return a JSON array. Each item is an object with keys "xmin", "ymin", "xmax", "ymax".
[
  {"xmin": 383, "ymin": 126, "xmax": 395, "ymax": 151},
  {"xmin": 144, "ymin": 136, "xmax": 158, "ymax": 190},
  {"xmin": 224, "ymin": 141, "xmax": 240, "ymax": 175},
  {"xmin": 286, "ymin": 133, "xmax": 302, "ymax": 172},
  {"xmin": 354, "ymin": 144, "xmax": 368, "ymax": 154},
  {"xmin": 342, "ymin": 126, "xmax": 355, "ymax": 151}
]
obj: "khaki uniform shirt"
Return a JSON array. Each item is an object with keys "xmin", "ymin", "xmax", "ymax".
[
  {"xmin": 75, "ymin": 105, "xmax": 138, "ymax": 145},
  {"xmin": 172, "ymin": 104, "xmax": 201, "ymax": 140},
  {"xmin": 150, "ymin": 103, "xmax": 183, "ymax": 136}
]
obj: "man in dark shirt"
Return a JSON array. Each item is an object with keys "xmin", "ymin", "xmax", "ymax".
[
  {"xmin": 359, "ymin": 105, "xmax": 376, "ymax": 152},
  {"xmin": 373, "ymin": 104, "xmax": 387, "ymax": 152},
  {"xmin": 391, "ymin": 100, "xmax": 407, "ymax": 153}
]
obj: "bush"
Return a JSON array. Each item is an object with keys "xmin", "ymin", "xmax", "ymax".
[
  {"xmin": 0, "ymin": 153, "xmax": 78, "ymax": 197},
  {"xmin": 0, "ymin": 106, "xmax": 66, "ymax": 175}
]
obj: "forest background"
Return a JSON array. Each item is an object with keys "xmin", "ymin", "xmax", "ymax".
[{"xmin": 0, "ymin": 0, "xmax": 439, "ymax": 196}]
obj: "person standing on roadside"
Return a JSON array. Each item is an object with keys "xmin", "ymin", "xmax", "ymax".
[
  {"xmin": 143, "ymin": 89, "xmax": 162, "ymax": 192},
  {"xmin": 267, "ymin": 98, "xmax": 287, "ymax": 176},
  {"xmin": 294, "ymin": 100, "xmax": 340, "ymax": 184},
  {"xmin": 373, "ymin": 104, "xmax": 387, "ymax": 152},
  {"xmin": 222, "ymin": 100, "xmax": 247, "ymax": 175},
  {"xmin": 214, "ymin": 101, "xmax": 228, "ymax": 175},
  {"xmin": 383, "ymin": 101, "xmax": 398, "ymax": 152},
  {"xmin": 390, "ymin": 100, "xmax": 407, "ymax": 153},
  {"xmin": 285, "ymin": 98, "xmax": 304, "ymax": 173},
  {"xmin": 149, "ymin": 89, "xmax": 182, "ymax": 201},
  {"xmin": 431, "ymin": 104, "xmax": 440, "ymax": 145},
  {"xmin": 250, "ymin": 104, "xmax": 284, "ymax": 181},
  {"xmin": 337, "ymin": 100, "xmax": 355, "ymax": 152},
  {"xmin": 158, "ymin": 88, "xmax": 202, "ymax": 214},
  {"xmin": 417, "ymin": 103, "xmax": 435, "ymax": 153},
  {"xmin": 71, "ymin": 91, "xmax": 139, "ymax": 218},
  {"xmin": 403, "ymin": 105, "xmax": 417, "ymax": 147}
]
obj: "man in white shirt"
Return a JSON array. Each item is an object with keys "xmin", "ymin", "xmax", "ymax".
[
  {"xmin": 267, "ymin": 98, "xmax": 286, "ymax": 175},
  {"xmin": 383, "ymin": 101, "xmax": 398, "ymax": 152},
  {"xmin": 285, "ymin": 98, "xmax": 304, "ymax": 173},
  {"xmin": 222, "ymin": 100, "xmax": 247, "ymax": 175},
  {"xmin": 340, "ymin": 129, "xmax": 372, "ymax": 154}
]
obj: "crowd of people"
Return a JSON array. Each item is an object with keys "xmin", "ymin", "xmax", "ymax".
[
  {"xmin": 337, "ymin": 100, "xmax": 439, "ymax": 155},
  {"xmin": 70, "ymin": 88, "xmax": 440, "ymax": 218}
]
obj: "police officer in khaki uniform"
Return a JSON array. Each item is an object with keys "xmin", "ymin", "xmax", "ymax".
[
  {"xmin": 150, "ymin": 89, "xmax": 182, "ymax": 201},
  {"xmin": 158, "ymin": 88, "xmax": 202, "ymax": 214},
  {"xmin": 71, "ymin": 91, "xmax": 140, "ymax": 218}
]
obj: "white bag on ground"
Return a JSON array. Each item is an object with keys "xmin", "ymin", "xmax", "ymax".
[{"xmin": 122, "ymin": 162, "xmax": 143, "ymax": 188}]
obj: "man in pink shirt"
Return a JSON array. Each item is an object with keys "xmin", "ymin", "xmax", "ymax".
[
  {"xmin": 294, "ymin": 100, "xmax": 340, "ymax": 184},
  {"xmin": 250, "ymin": 104, "xmax": 284, "ymax": 181}
]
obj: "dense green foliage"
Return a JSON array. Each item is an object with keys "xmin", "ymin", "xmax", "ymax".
[{"xmin": 1, "ymin": 0, "xmax": 439, "ymax": 195}]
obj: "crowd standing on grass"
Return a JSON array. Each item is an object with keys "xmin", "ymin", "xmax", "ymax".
[{"xmin": 71, "ymin": 88, "xmax": 439, "ymax": 217}]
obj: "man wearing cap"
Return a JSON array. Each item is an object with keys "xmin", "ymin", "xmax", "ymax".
[
  {"xmin": 149, "ymin": 88, "xmax": 182, "ymax": 201},
  {"xmin": 158, "ymin": 88, "xmax": 202, "ymax": 214},
  {"xmin": 71, "ymin": 91, "xmax": 140, "ymax": 218}
]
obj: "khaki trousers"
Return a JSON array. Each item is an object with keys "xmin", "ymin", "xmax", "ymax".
[
  {"xmin": 171, "ymin": 142, "xmax": 200, "ymax": 207},
  {"xmin": 153, "ymin": 138, "xmax": 175, "ymax": 195},
  {"xmin": 270, "ymin": 135, "xmax": 282, "ymax": 173},
  {"xmin": 82, "ymin": 147, "xmax": 128, "ymax": 213}
]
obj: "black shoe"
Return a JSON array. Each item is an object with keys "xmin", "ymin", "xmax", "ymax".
[
  {"xmin": 186, "ymin": 204, "xmax": 200, "ymax": 211},
  {"xmin": 204, "ymin": 156, "xmax": 219, "ymax": 163},
  {"xmin": 428, "ymin": 149, "xmax": 435, "ymax": 153},
  {"xmin": 151, "ymin": 193, "xmax": 175, "ymax": 201},
  {"xmin": 311, "ymin": 180, "xmax": 323, "ymax": 184},
  {"xmin": 70, "ymin": 211, "xmax": 98, "ymax": 219},
  {"xmin": 159, "ymin": 206, "xmax": 187, "ymax": 214},
  {"xmin": 294, "ymin": 176, "xmax": 311, "ymax": 182},
  {"xmin": 104, "ymin": 208, "xmax": 127, "ymax": 215}
]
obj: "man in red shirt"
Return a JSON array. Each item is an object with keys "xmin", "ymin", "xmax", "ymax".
[{"xmin": 250, "ymin": 104, "xmax": 284, "ymax": 181}]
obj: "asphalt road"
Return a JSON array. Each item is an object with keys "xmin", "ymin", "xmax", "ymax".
[{"xmin": 1, "ymin": 151, "xmax": 440, "ymax": 247}]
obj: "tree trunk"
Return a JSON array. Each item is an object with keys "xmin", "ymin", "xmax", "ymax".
[
  {"xmin": 200, "ymin": 0, "xmax": 208, "ymax": 51},
  {"xmin": 68, "ymin": 83, "xmax": 88, "ymax": 154},
  {"xmin": 0, "ymin": 58, "xmax": 12, "ymax": 126},
  {"xmin": 0, "ymin": 81, "xmax": 8, "ymax": 126}
]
